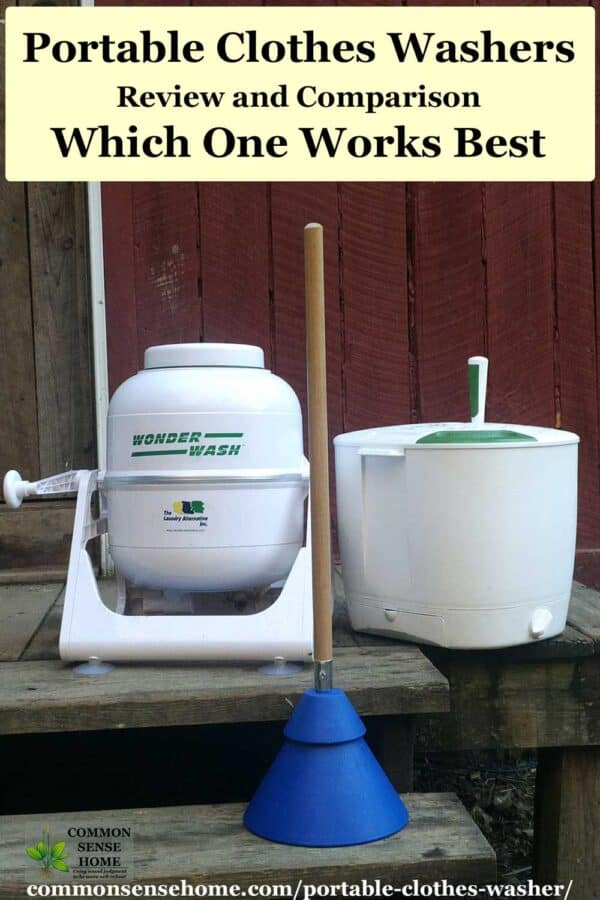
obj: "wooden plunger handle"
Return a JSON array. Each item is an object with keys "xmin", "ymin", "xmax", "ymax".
[{"xmin": 304, "ymin": 223, "xmax": 334, "ymax": 670}]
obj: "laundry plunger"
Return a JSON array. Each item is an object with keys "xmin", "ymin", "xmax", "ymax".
[{"xmin": 243, "ymin": 223, "xmax": 409, "ymax": 846}]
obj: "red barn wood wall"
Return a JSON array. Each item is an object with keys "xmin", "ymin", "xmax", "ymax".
[{"xmin": 98, "ymin": 0, "xmax": 600, "ymax": 577}]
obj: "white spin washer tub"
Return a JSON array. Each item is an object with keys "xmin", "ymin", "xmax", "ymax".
[{"xmin": 334, "ymin": 357, "xmax": 579, "ymax": 649}]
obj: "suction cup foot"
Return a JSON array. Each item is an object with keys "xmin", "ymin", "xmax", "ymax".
[
  {"xmin": 74, "ymin": 656, "xmax": 114, "ymax": 676},
  {"xmin": 260, "ymin": 656, "xmax": 303, "ymax": 676}
]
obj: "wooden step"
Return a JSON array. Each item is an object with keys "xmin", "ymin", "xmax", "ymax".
[
  {"xmin": 0, "ymin": 794, "xmax": 496, "ymax": 894},
  {"xmin": 0, "ymin": 579, "xmax": 448, "ymax": 737},
  {"xmin": 0, "ymin": 645, "xmax": 448, "ymax": 735}
]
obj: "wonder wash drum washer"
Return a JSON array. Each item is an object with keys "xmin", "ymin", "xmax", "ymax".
[{"xmin": 3, "ymin": 343, "xmax": 313, "ymax": 664}]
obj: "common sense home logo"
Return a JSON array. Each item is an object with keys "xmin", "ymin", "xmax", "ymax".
[
  {"xmin": 27, "ymin": 824, "xmax": 134, "ymax": 882},
  {"xmin": 131, "ymin": 430, "xmax": 243, "ymax": 458}
]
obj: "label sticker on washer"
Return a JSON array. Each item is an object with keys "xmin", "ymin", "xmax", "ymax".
[
  {"xmin": 163, "ymin": 499, "xmax": 208, "ymax": 531},
  {"xmin": 131, "ymin": 430, "xmax": 244, "ymax": 459}
]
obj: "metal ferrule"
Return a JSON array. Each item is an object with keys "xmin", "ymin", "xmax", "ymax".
[{"xmin": 314, "ymin": 660, "xmax": 333, "ymax": 692}]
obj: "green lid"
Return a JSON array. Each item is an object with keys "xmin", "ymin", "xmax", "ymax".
[{"xmin": 416, "ymin": 429, "xmax": 538, "ymax": 445}]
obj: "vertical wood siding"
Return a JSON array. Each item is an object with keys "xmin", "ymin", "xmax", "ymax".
[
  {"xmin": 1, "ymin": 0, "xmax": 95, "ymax": 480},
  {"xmin": 100, "ymin": 176, "xmax": 600, "ymax": 558},
  {"xmin": 98, "ymin": 0, "xmax": 600, "ymax": 564},
  {"xmin": 0, "ymin": 0, "xmax": 95, "ymax": 578},
  {"xmin": 0, "ymin": 181, "xmax": 94, "ymax": 477}
]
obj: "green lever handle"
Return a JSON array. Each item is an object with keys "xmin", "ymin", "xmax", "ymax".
[{"xmin": 468, "ymin": 356, "xmax": 488, "ymax": 424}]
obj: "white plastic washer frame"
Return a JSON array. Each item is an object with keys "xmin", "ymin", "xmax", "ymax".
[{"xmin": 59, "ymin": 470, "xmax": 314, "ymax": 662}]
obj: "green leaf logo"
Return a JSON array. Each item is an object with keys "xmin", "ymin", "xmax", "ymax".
[
  {"xmin": 51, "ymin": 842, "xmax": 66, "ymax": 858},
  {"xmin": 52, "ymin": 859, "xmax": 69, "ymax": 872},
  {"xmin": 26, "ymin": 831, "xmax": 69, "ymax": 872}
]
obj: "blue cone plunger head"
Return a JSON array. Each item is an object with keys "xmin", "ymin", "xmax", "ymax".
[{"xmin": 244, "ymin": 688, "xmax": 409, "ymax": 846}]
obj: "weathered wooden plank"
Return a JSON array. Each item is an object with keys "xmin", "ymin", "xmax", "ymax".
[
  {"xmin": 554, "ymin": 184, "xmax": 599, "ymax": 549},
  {"xmin": 403, "ymin": 1, "xmax": 486, "ymax": 423},
  {"xmin": 25, "ymin": 576, "xmax": 369, "ymax": 662},
  {"xmin": 271, "ymin": 185, "xmax": 342, "ymax": 426},
  {"xmin": 576, "ymin": 0, "xmax": 600, "ymax": 573},
  {"xmin": 271, "ymin": 184, "xmax": 343, "ymax": 535},
  {"xmin": 534, "ymin": 747, "xmax": 600, "ymax": 899},
  {"xmin": 0, "ymin": 794, "xmax": 495, "ymax": 891},
  {"xmin": 547, "ymin": 0, "xmax": 597, "ymax": 551},
  {"xmin": 90, "ymin": 18, "xmax": 141, "ymax": 386},
  {"xmin": 477, "ymin": 0, "xmax": 554, "ymax": 426},
  {"xmin": 415, "ymin": 655, "xmax": 600, "ymax": 752},
  {"xmin": 132, "ymin": 183, "xmax": 202, "ymax": 351},
  {"xmin": 33, "ymin": 579, "xmax": 355, "ymax": 661},
  {"xmin": 484, "ymin": 183, "xmax": 556, "ymax": 426},
  {"xmin": 339, "ymin": 183, "xmax": 410, "ymax": 431},
  {"xmin": 568, "ymin": 581, "xmax": 600, "ymax": 651},
  {"xmin": 18, "ymin": 571, "xmax": 600, "ymax": 664},
  {"xmin": 0, "ymin": 184, "xmax": 38, "ymax": 476},
  {"xmin": 101, "ymin": 183, "xmax": 139, "ymax": 394},
  {"xmin": 27, "ymin": 182, "xmax": 95, "ymax": 475},
  {"xmin": 19, "ymin": 593, "xmax": 63, "ymax": 661},
  {"xmin": 410, "ymin": 182, "xmax": 486, "ymax": 422},
  {"xmin": 0, "ymin": 583, "xmax": 62, "ymax": 661},
  {"xmin": 426, "ymin": 623, "xmax": 595, "ymax": 665},
  {"xmin": 199, "ymin": 183, "xmax": 273, "ymax": 362},
  {"xmin": 20, "ymin": 580, "xmax": 117, "ymax": 661},
  {"xmin": 502, "ymin": 624, "xmax": 595, "ymax": 661},
  {"xmin": 0, "ymin": 568, "xmax": 66, "ymax": 586},
  {"xmin": 0, "ymin": 501, "xmax": 74, "ymax": 573},
  {"xmin": 0, "ymin": 0, "xmax": 39, "ymax": 479},
  {"xmin": 594, "ymin": 0, "xmax": 600, "ymax": 556},
  {"xmin": 0, "ymin": 646, "xmax": 449, "ymax": 735},
  {"xmin": 349, "ymin": 615, "xmax": 594, "ymax": 661}
]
